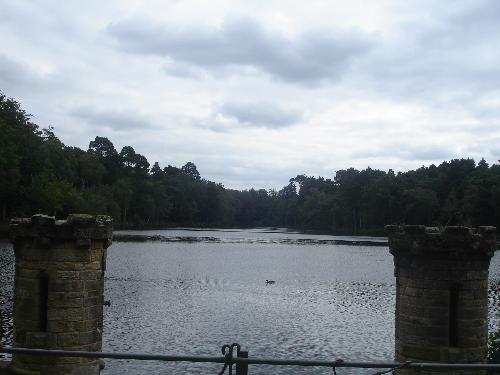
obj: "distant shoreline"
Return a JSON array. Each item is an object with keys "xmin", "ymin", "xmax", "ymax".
[
  {"xmin": 2, "ymin": 221, "xmax": 499, "ymax": 246},
  {"xmin": 112, "ymin": 233, "xmax": 389, "ymax": 247},
  {"xmin": 0, "ymin": 221, "xmax": 385, "ymax": 241},
  {"xmin": 113, "ymin": 222, "xmax": 388, "ymax": 237}
]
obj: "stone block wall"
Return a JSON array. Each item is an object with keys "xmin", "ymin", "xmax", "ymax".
[
  {"xmin": 386, "ymin": 225, "xmax": 496, "ymax": 375},
  {"xmin": 8, "ymin": 214, "xmax": 112, "ymax": 375}
]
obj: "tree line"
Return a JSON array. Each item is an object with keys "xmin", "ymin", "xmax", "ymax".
[{"xmin": 1, "ymin": 92, "xmax": 499, "ymax": 233}]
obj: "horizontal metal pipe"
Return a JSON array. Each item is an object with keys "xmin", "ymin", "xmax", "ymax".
[
  {"xmin": 0, "ymin": 348, "xmax": 225, "ymax": 363},
  {"xmin": 2, "ymin": 347, "xmax": 500, "ymax": 370},
  {"xmin": 234, "ymin": 357, "xmax": 500, "ymax": 369}
]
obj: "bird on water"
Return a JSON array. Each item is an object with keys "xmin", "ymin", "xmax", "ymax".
[{"xmin": 265, "ymin": 280, "xmax": 275, "ymax": 285}]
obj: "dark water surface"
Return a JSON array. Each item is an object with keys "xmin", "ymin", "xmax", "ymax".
[
  {"xmin": 2, "ymin": 228, "xmax": 500, "ymax": 375},
  {"xmin": 0, "ymin": 239, "xmax": 14, "ymax": 356}
]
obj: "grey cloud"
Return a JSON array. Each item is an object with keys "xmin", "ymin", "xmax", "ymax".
[
  {"xmin": 199, "ymin": 156, "xmax": 301, "ymax": 190},
  {"xmin": 354, "ymin": 144, "xmax": 452, "ymax": 161},
  {"xmin": 489, "ymin": 147, "xmax": 500, "ymax": 159},
  {"xmin": 0, "ymin": 54, "xmax": 43, "ymax": 88},
  {"xmin": 69, "ymin": 106, "xmax": 155, "ymax": 131},
  {"xmin": 440, "ymin": 0, "xmax": 500, "ymax": 44},
  {"xmin": 219, "ymin": 101, "xmax": 303, "ymax": 128},
  {"xmin": 407, "ymin": 146, "xmax": 452, "ymax": 161},
  {"xmin": 107, "ymin": 17, "xmax": 372, "ymax": 85},
  {"xmin": 162, "ymin": 61, "xmax": 204, "ymax": 79},
  {"xmin": 360, "ymin": 0, "xmax": 500, "ymax": 103}
]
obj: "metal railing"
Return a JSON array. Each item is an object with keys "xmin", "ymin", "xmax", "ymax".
[{"xmin": 2, "ymin": 344, "xmax": 500, "ymax": 374}]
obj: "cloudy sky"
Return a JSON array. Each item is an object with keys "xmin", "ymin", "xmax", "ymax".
[{"xmin": 1, "ymin": 0, "xmax": 499, "ymax": 189}]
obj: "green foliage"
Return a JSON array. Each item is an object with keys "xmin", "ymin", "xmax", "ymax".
[
  {"xmin": 1, "ymin": 90, "xmax": 500, "ymax": 231},
  {"xmin": 30, "ymin": 172, "xmax": 74, "ymax": 215},
  {"xmin": 181, "ymin": 162, "xmax": 200, "ymax": 180}
]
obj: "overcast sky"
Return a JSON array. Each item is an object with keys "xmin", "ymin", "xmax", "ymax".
[{"xmin": 1, "ymin": 0, "xmax": 499, "ymax": 189}]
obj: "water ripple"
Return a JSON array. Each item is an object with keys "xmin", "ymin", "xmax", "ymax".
[{"xmin": 2, "ymin": 235, "xmax": 500, "ymax": 375}]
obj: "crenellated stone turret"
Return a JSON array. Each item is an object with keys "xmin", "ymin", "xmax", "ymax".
[
  {"xmin": 9, "ymin": 214, "xmax": 112, "ymax": 375},
  {"xmin": 386, "ymin": 225, "xmax": 496, "ymax": 374}
]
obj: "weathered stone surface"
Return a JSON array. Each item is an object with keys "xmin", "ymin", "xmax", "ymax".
[
  {"xmin": 387, "ymin": 225, "xmax": 495, "ymax": 375},
  {"xmin": 10, "ymin": 214, "xmax": 113, "ymax": 249},
  {"xmin": 8, "ymin": 214, "xmax": 112, "ymax": 375},
  {"xmin": 0, "ymin": 362, "xmax": 12, "ymax": 375}
]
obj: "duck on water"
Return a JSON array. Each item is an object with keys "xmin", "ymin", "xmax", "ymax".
[{"xmin": 265, "ymin": 280, "xmax": 275, "ymax": 285}]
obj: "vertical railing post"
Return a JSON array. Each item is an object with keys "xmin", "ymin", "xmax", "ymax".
[{"xmin": 236, "ymin": 349, "xmax": 248, "ymax": 375}]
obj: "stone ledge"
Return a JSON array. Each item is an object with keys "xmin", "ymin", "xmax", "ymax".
[
  {"xmin": 385, "ymin": 225, "xmax": 496, "ymax": 258},
  {"xmin": 9, "ymin": 214, "xmax": 113, "ymax": 248},
  {"xmin": 0, "ymin": 362, "xmax": 12, "ymax": 375}
]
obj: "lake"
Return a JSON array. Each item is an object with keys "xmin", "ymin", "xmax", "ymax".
[{"xmin": 1, "ymin": 228, "xmax": 500, "ymax": 375}]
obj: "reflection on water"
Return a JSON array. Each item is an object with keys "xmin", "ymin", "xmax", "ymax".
[
  {"xmin": 1, "ymin": 228, "xmax": 500, "ymax": 375},
  {"xmin": 0, "ymin": 240, "xmax": 14, "ymax": 360},
  {"xmin": 102, "ymin": 240, "xmax": 395, "ymax": 375}
]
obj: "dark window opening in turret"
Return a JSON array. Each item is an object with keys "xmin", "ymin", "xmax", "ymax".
[
  {"xmin": 449, "ymin": 284, "xmax": 459, "ymax": 347},
  {"xmin": 37, "ymin": 273, "xmax": 49, "ymax": 332}
]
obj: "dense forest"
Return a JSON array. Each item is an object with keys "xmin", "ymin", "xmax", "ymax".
[{"xmin": 1, "ymin": 92, "xmax": 500, "ymax": 234}]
